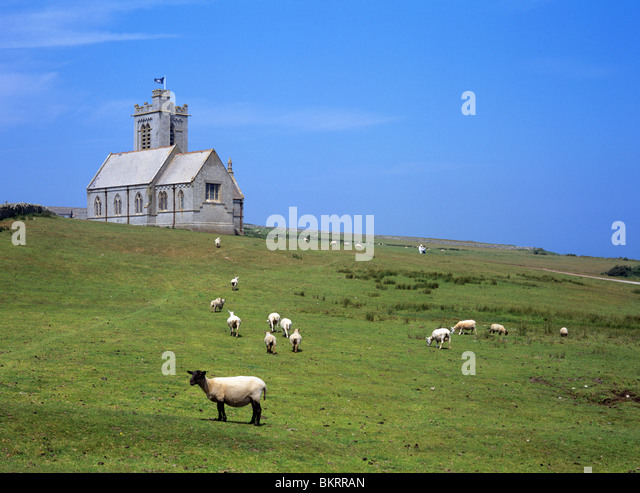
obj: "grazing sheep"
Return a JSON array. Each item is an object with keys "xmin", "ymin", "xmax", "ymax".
[
  {"xmin": 280, "ymin": 317, "xmax": 292, "ymax": 338},
  {"xmin": 210, "ymin": 297, "xmax": 226, "ymax": 313},
  {"xmin": 187, "ymin": 370, "xmax": 266, "ymax": 426},
  {"xmin": 215, "ymin": 237, "xmax": 221, "ymax": 248},
  {"xmin": 227, "ymin": 310, "xmax": 241, "ymax": 337},
  {"xmin": 267, "ymin": 312, "xmax": 281, "ymax": 332},
  {"xmin": 489, "ymin": 323, "xmax": 508, "ymax": 335},
  {"xmin": 560, "ymin": 327, "xmax": 569, "ymax": 337},
  {"xmin": 451, "ymin": 319, "xmax": 477, "ymax": 335},
  {"xmin": 264, "ymin": 332, "xmax": 277, "ymax": 354},
  {"xmin": 289, "ymin": 328, "xmax": 302, "ymax": 353},
  {"xmin": 426, "ymin": 328, "xmax": 451, "ymax": 350},
  {"xmin": 231, "ymin": 276, "xmax": 239, "ymax": 291}
]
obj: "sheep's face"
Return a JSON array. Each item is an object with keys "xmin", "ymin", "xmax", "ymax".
[
  {"xmin": 187, "ymin": 370, "xmax": 206, "ymax": 386},
  {"xmin": 426, "ymin": 337, "xmax": 433, "ymax": 346}
]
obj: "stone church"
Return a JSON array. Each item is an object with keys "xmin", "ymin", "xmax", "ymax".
[{"xmin": 87, "ymin": 88, "xmax": 244, "ymax": 235}]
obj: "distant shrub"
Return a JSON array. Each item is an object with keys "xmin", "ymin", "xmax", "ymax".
[
  {"xmin": 603, "ymin": 265, "xmax": 640, "ymax": 278},
  {"xmin": 0, "ymin": 203, "xmax": 56, "ymax": 221}
]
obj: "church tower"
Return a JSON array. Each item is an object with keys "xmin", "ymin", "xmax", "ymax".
[{"xmin": 132, "ymin": 89, "xmax": 189, "ymax": 152}]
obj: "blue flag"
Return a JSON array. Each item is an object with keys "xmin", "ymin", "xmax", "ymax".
[{"xmin": 154, "ymin": 77, "xmax": 165, "ymax": 84}]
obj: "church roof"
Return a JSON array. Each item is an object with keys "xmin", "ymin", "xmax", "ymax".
[
  {"xmin": 88, "ymin": 146, "xmax": 175, "ymax": 190},
  {"xmin": 155, "ymin": 149, "xmax": 214, "ymax": 186}
]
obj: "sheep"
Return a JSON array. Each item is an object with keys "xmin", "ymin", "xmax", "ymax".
[
  {"xmin": 426, "ymin": 328, "xmax": 451, "ymax": 350},
  {"xmin": 227, "ymin": 310, "xmax": 241, "ymax": 337},
  {"xmin": 264, "ymin": 332, "xmax": 277, "ymax": 354},
  {"xmin": 289, "ymin": 328, "xmax": 302, "ymax": 353},
  {"xmin": 560, "ymin": 327, "xmax": 569, "ymax": 337},
  {"xmin": 210, "ymin": 297, "xmax": 226, "ymax": 313},
  {"xmin": 215, "ymin": 237, "xmax": 221, "ymax": 248},
  {"xmin": 451, "ymin": 319, "xmax": 477, "ymax": 335},
  {"xmin": 187, "ymin": 370, "xmax": 266, "ymax": 426},
  {"xmin": 231, "ymin": 276, "xmax": 239, "ymax": 291},
  {"xmin": 488, "ymin": 323, "xmax": 508, "ymax": 335},
  {"xmin": 267, "ymin": 312, "xmax": 281, "ymax": 332},
  {"xmin": 280, "ymin": 317, "xmax": 292, "ymax": 338}
]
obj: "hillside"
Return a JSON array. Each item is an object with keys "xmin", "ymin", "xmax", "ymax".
[{"xmin": 0, "ymin": 216, "xmax": 639, "ymax": 473}]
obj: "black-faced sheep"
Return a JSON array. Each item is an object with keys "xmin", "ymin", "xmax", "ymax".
[
  {"xmin": 187, "ymin": 370, "xmax": 266, "ymax": 425},
  {"xmin": 231, "ymin": 276, "xmax": 239, "ymax": 291}
]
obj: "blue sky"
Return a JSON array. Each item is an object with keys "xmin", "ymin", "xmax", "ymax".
[{"xmin": 1, "ymin": 0, "xmax": 638, "ymax": 258}]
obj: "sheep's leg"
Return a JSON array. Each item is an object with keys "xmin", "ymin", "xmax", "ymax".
[
  {"xmin": 216, "ymin": 402, "xmax": 227, "ymax": 422},
  {"xmin": 250, "ymin": 400, "xmax": 262, "ymax": 426}
]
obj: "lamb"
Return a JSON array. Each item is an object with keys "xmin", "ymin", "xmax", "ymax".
[
  {"xmin": 210, "ymin": 297, "xmax": 226, "ymax": 313},
  {"xmin": 488, "ymin": 323, "xmax": 508, "ymax": 335},
  {"xmin": 267, "ymin": 312, "xmax": 281, "ymax": 332},
  {"xmin": 426, "ymin": 328, "xmax": 451, "ymax": 350},
  {"xmin": 560, "ymin": 327, "xmax": 569, "ymax": 337},
  {"xmin": 227, "ymin": 310, "xmax": 241, "ymax": 337},
  {"xmin": 264, "ymin": 332, "xmax": 277, "ymax": 354},
  {"xmin": 451, "ymin": 319, "xmax": 477, "ymax": 335},
  {"xmin": 231, "ymin": 276, "xmax": 239, "ymax": 291},
  {"xmin": 280, "ymin": 317, "xmax": 292, "ymax": 338},
  {"xmin": 187, "ymin": 370, "xmax": 266, "ymax": 426},
  {"xmin": 289, "ymin": 328, "xmax": 302, "ymax": 353},
  {"xmin": 215, "ymin": 237, "xmax": 221, "ymax": 248}
]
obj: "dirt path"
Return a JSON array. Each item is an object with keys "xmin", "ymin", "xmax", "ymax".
[{"xmin": 534, "ymin": 268, "xmax": 640, "ymax": 286}]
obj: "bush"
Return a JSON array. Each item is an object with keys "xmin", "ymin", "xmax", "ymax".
[
  {"xmin": 602, "ymin": 265, "xmax": 640, "ymax": 278},
  {"xmin": 0, "ymin": 203, "xmax": 56, "ymax": 221}
]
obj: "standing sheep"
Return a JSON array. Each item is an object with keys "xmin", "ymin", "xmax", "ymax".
[
  {"xmin": 451, "ymin": 319, "xmax": 477, "ymax": 335},
  {"xmin": 215, "ymin": 237, "xmax": 221, "ymax": 248},
  {"xmin": 231, "ymin": 276, "xmax": 239, "ymax": 291},
  {"xmin": 280, "ymin": 317, "xmax": 292, "ymax": 338},
  {"xmin": 267, "ymin": 312, "xmax": 281, "ymax": 332},
  {"xmin": 227, "ymin": 311, "xmax": 241, "ymax": 337},
  {"xmin": 560, "ymin": 327, "xmax": 569, "ymax": 337},
  {"xmin": 426, "ymin": 328, "xmax": 451, "ymax": 350},
  {"xmin": 210, "ymin": 297, "xmax": 226, "ymax": 313},
  {"xmin": 187, "ymin": 370, "xmax": 266, "ymax": 426},
  {"xmin": 264, "ymin": 332, "xmax": 277, "ymax": 354},
  {"xmin": 488, "ymin": 323, "xmax": 508, "ymax": 335},
  {"xmin": 289, "ymin": 328, "xmax": 302, "ymax": 353}
]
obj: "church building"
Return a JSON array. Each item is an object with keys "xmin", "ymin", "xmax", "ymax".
[{"xmin": 86, "ymin": 88, "xmax": 244, "ymax": 235}]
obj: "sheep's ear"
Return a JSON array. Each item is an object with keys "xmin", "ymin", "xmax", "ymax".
[{"xmin": 187, "ymin": 371, "xmax": 193, "ymax": 375}]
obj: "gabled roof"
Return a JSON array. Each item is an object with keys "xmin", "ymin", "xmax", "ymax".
[
  {"xmin": 155, "ymin": 149, "xmax": 213, "ymax": 186},
  {"xmin": 88, "ymin": 146, "xmax": 175, "ymax": 190}
]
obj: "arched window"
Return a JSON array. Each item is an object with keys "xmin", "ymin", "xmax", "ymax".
[
  {"xmin": 177, "ymin": 190, "xmax": 184, "ymax": 210},
  {"xmin": 135, "ymin": 192, "xmax": 143, "ymax": 214},
  {"xmin": 158, "ymin": 191, "xmax": 168, "ymax": 211},
  {"xmin": 170, "ymin": 122, "xmax": 175, "ymax": 146},
  {"xmin": 140, "ymin": 123, "xmax": 151, "ymax": 150},
  {"xmin": 114, "ymin": 194, "xmax": 122, "ymax": 215},
  {"xmin": 94, "ymin": 196, "xmax": 102, "ymax": 216}
]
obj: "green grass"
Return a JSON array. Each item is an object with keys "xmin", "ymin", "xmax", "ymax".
[{"xmin": 0, "ymin": 217, "xmax": 639, "ymax": 472}]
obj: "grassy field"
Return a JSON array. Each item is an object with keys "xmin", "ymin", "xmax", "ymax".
[{"xmin": 0, "ymin": 216, "xmax": 639, "ymax": 473}]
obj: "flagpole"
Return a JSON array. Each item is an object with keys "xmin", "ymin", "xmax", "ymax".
[{"xmin": 164, "ymin": 76, "xmax": 166, "ymax": 91}]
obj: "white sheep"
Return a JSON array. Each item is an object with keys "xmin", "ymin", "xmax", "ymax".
[
  {"xmin": 187, "ymin": 370, "xmax": 266, "ymax": 425},
  {"xmin": 560, "ymin": 327, "xmax": 569, "ymax": 337},
  {"xmin": 264, "ymin": 332, "xmax": 277, "ymax": 354},
  {"xmin": 289, "ymin": 328, "xmax": 302, "ymax": 353},
  {"xmin": 280, "ymin": 317, "xmax": 292, "ymax": 338},
  {"xmin": 488, "ymin": 323, "xmax": 508, "ymax": 335},
  {"xmin": 210, "ymin": 297, "xmax": 225, "ymax": 313},
  {"xmin": 451, "ymin": 319, "xmax": 477, "ymax": 335},
  {"xmin": 227, "ymin": 310, "xmax": 241, "ymax": 337},
  {"xmin": 215, "ymin": 237, "xmax": 221, "ymax": 248},
  {"xmin": 426, "ymin": 328, "xmax": 451, "ymax": 350},
  {"xmin": 231, "ymin": 276, "xmax": 239, "ymax": 291},
  {"xmin": 267, "ymin": 312, "xmax": 281, "ymax": 332}
]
